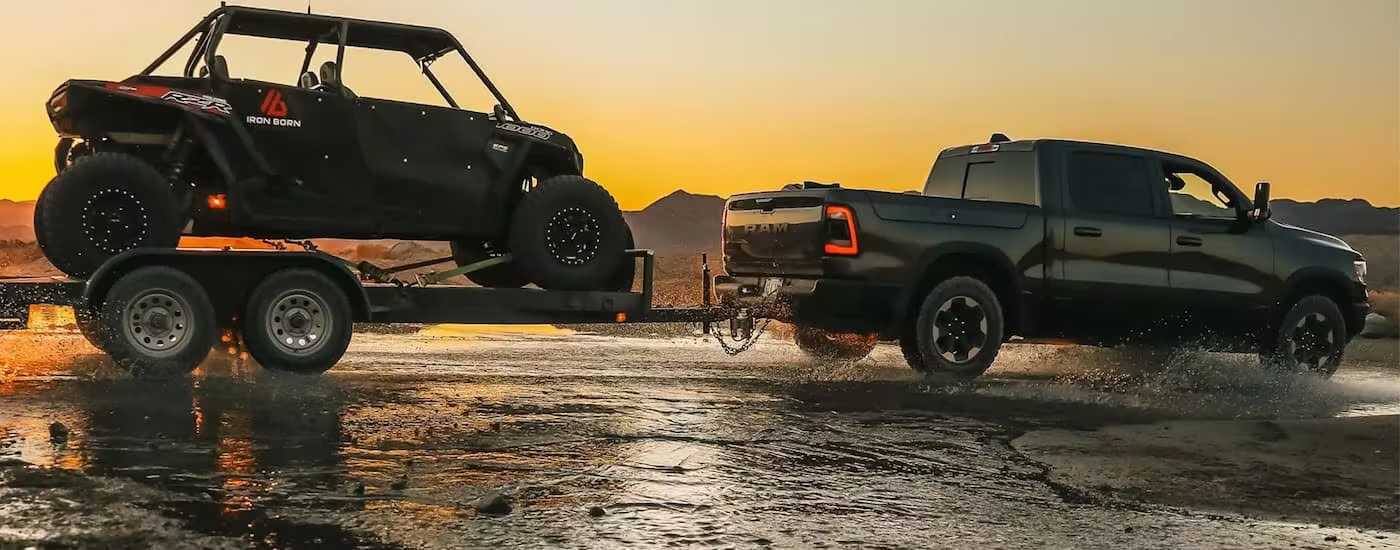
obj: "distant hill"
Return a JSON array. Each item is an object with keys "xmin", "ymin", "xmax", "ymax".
[
  {"xmin": 623, "ymin": 190, "xmax": 726, "ymax": 252},
  {"xmin": 0, "ymin": 200, "xmax": 34, "ymax": 241},
  {"xmin": 1269, "ymin": 198, "xmax": 1398, "ymax": 235}
]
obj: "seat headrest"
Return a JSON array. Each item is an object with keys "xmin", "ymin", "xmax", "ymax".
[
  {"xmin": 299, "ymin": 71, "xmax": 320, "ymax": 89},
  {"xmin": 210, "ymin": 55, "xmax": 229, "ymax": 81},
  {"xmin": 318, "ymin": 61, "xmax": 340, "ymax": 86}
]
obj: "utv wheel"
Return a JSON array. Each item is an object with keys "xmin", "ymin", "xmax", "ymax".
[
  {"xmin": 907, "ymin": 277, "xmax": 1005, "ymax": 380},
  {"xmin": 99, "ymin": 266, "xmax": 218, "ymax": 378},
  {"xmin": 508, "ymin": 175, "xmax": 628, "ymax": 291},
  {"xmin": 1260, "ymin": 295, "xmax": 1347, "ymax": 377},
  {"xmin": 793, "ymin": 325, "xmax": 878, "ymax": 362},
  {"xmin": 605, "ymin": 225, "xmax": 637, "ymax": 292},
  {"xmin": 34, "ymin": 153, "xmax": 183, "ymax": 278},
  {"xmin": 450, "ymin": 240, "xmax": 527, "ymax": 288},
  {"xmin": 242, "ymin": 269, "xmax": 353, "ymax": 375}
]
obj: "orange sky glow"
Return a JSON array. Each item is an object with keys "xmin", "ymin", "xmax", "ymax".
[{"xmin": 0, "ymin": 0, "xmax": 1395, "ymax": 209}]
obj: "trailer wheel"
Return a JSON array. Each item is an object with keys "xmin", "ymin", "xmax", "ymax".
[
  {"xmin": 242, "ymin": 269, "xmax": 353, "ymax": 375},
  {"xmin": 793, "ymin": 325, "xmax": 877, "ymax": 362},
  {"xmin": 75, "ymin": 306, "xmax": 109, "ymax": 353},
  {"xmin": 98, "ymin": 266, "xmax": 218, "ymax": 378},
  {"xmin": 34, "ymin": 152, "xmax": 183, "ymax": 278},
  {"xmin": 508, "ymin": 175, "xmax": 628, "ymax": 291},
  {"xmin": 450, "ymin": 240, "xmax": 528, "ymax": 288},
  {"xmin": 907, "ymin": 276, "xmax": 1005, "ymax": 380}
]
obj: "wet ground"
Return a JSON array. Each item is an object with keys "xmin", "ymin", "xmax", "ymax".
[{"xmin": 0, "ymin": 326, "xmax": 1397, "ymax": 549}]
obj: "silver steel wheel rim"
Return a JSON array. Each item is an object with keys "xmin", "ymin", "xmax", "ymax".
[
  {"xmin": 932, "ymin": 296, "xmax": 988, "ymax": 365},
  {"xmin": 1287, "ymin": 312, "xmax": 1335, "ymax": 372},
  {"xmin": 123, "ymin": 290, "xmax": 192, "ymax": 357},
  {"xmin": 264, "ymin": 290, "xmax": 332, "ymax": 356}
]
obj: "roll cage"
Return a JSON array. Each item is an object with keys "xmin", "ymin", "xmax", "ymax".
[{"xmin": 139, "ymin": 4, "xmax": 519, "ymax": 119}]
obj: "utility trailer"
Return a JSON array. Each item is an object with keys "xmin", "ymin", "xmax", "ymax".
[{"xmin": 0, "ymin": 247, "xmax": 759, "ymax": 378}]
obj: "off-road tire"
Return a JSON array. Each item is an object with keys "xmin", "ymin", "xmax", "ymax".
[
  {"xmin": 450, "ymin": 240, "xmax": 528, "ymax": 288},
  {"xmin": 907, "ymin": 276, "xmax": 1005, "ymax": 380},
  {"xmin": 508, "ymin": 175, "xmax": 628, "ymax": 291},
  {"xmin": 35, "ymin": 152, "xmax": 183, "ymax": 278},
  {"xmin": 793, "ymin": 325, "xmax": 878, "ymax": 362},
  {"xmin": 1260, "ymin": 295, "xmax": 1347, "ymax": 377},
  {"xmin": 242, "ymin": 269, "xmax": 353, "ymax": 375},
  {"xmin": 99, "ymin": 266, "xmax": 218, "ymax": 378},
  {"xmin": 605, "ymin": 225, "xmax": 637, "ymax": 293}
]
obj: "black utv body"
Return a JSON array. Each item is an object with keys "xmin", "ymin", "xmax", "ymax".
[{"xmin": 38, "ymin": 4, "xmax": 631, "ymax": 291}]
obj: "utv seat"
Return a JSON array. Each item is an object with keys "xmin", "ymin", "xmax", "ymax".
[
  {"xmin": 299, "ymin": 71, "xmax": 320, "ymax": 90},
  {"xmin": 318, "ymin": 61, "xmax": 356, "ymax": 99}
]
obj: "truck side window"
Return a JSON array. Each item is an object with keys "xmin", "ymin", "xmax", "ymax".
[
  {"xmin": 1067, "ymin": 152, "xmax": 1154, "ymax": 216},
  {"xmin": 924, "ymin": 157, "xmax": 966, "ymax": 198},
  {"xmin": 1164, "ymin": 169, "xmax": 1236, "ymax": 218},
  {"xmin": 962, "ymin": 152, "xmax": 1037, "ymax": 206}
]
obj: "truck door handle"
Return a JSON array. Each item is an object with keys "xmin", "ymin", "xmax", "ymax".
[
  {"xmin": 1177, "ymin": 236, "xmax": 1203, "ymax": 247},
  {"xmin": 1073, "ymin": 226, "xmax": 1102, "ymax": 237}
]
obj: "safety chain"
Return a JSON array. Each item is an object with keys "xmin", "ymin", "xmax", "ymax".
[{"xmin": 709, "ymin": 318, "xmax": 772, "ymax": 356}]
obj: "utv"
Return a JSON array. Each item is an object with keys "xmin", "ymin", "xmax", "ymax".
[{"xmin": 37, "ymin": 4, "xmax": 631, "ymax": 291}]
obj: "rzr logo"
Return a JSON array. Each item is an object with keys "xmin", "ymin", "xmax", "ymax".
[{"xmin": 260, "ymin": 89, "xmax": 289, "ymax": 117}]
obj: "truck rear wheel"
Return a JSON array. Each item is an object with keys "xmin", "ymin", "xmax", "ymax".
[
  {"xmin": 793, "ymin": 325, "xmax": 878, "ymax": 362},
  {"xmin": 98, "ymin": 266, "xmax": 218, "ymax": 378},
  {"xmin": 34, "ymin": 152, "xmax": 183, "ymax": 278},
  {"xmin": 241, "ymin": 269, "xmax": 353, "ymax": 375},
  {"xmin": 906, "ymin": 276, "xmax": 1005, "ymax": 380},
  {"xmin": 507, "ymin": 175, "xmax": 628, "ymax": 291},
  {"xmin": 1259, "ymin": 295, "xmax": 1346, "ymax": 377}
]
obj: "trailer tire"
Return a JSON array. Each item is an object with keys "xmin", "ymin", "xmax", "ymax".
[
  {"xmin": 907, "ymin": 276, "xmax": 1004, "ymax": 380},
  {"xmin": 242, "ymin": 268, "xmax": 353, "ymax": 375},
  {"xmin": 450, "ymin": 240, "xmax": 527, "ymax": 288},
  {"xmin": 99, "ymin": 266, "xmax": 218, "ymax": 378},
  {"xmin": 75, "ymin": 306, "xmax": 109, "ymax": 353},
  {"xmin": 508, "ymin": 175, "xmax": 628, "ymax": 291},
  {"xmin": 793, "ymin": 325, "xmax": 877, "ymax": 362},
  {"xmin": 34, "ymin": 152, "xmax": 183, "ymax": 278}
]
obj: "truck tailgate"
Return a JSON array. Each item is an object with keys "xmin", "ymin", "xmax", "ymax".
[{"xmin": 722, "ymin": 191, "xmax": 831, "ymax": 276}]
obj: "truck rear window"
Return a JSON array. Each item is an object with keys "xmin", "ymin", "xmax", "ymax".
[{"xmin": 923, "ymin": 152, "xmax": 1037, "ymax": 206}]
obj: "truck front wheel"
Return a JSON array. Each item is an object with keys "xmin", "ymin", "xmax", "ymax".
[
  {"xmin": 904, "ymin": 277, "xmax": 1005, "ymax": 380},
  {"xmin": 1259, "ymin": 295, "xmax": 1347, "ymax": 377},
  {"xmin": 793, "ymin": 325, "xmax": 878, "ymax": 362}
]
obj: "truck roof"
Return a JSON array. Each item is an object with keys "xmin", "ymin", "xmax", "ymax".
[{"xmin": 938, "ymin": 136, "xmax": 1201, "ymax": 165}]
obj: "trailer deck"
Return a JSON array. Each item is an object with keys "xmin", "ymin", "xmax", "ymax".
[{"xmin": 0, "ymin": 247, "xmax": 748, "ymax": 376}]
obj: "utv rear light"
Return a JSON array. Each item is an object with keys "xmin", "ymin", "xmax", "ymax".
[
  {"xmin": 823, "ymin": 205, "xmax": 859, "ymax": 256},
  {"xmin": 207, "ymin": 193, "xmax": 227, "ymax": 210}
]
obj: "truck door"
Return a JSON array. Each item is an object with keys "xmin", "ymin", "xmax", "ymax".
[
  {"xmin": 1157, "ymin": 159, "xmax": 1275, "ymax": 341},
  {"xmin": 1053, "ymin": 147, "xmax": 1173, "ymax": 341}
]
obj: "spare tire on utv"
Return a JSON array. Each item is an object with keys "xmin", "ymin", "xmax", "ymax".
[
  {"xmin": 34, "ymin": 152, "xmax": 183, "ymax": 278},
  {"xmin": 507, "ymin": 175, "xmax": 629, "ymax": 291}
]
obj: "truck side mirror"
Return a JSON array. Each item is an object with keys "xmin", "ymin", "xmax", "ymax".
[{"xmin": 1251, "ymin": 181, "xmax": 1271, "ymax": 222}]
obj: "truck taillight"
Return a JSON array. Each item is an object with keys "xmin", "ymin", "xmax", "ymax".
[{"xmin": 823, "ymin": 204, "xmax": 859, "ymax": 256}]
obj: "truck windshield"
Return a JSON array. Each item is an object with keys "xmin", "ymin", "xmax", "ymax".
[{"xmin": 924, "ymin": 152, "xmax": 1038, "ymax": 206}]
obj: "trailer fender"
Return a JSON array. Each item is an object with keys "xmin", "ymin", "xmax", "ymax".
[{"xmin": 84, "ymin": 249, "xmax": 372, "ymax": 324}]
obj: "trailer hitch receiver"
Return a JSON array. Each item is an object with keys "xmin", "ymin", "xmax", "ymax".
[{"xmin": 729, "ymin": 308, "xmax": 754, "ymax": 341}]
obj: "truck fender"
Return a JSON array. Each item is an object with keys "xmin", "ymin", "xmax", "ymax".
[{"xmin": 894, "ymin": 241, "xmax": 1023, "ymax": 330}]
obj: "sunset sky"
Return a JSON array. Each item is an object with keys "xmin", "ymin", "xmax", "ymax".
[{"xmin": 0, "ymin": 0, "xmax": 1395, "ymax": 209}]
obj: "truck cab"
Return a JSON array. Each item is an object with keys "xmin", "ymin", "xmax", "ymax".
[{"xmin": 716, "ymin": 135, "xmax": 1369, "ymax": 379}]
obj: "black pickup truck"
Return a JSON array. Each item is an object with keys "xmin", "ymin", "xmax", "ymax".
[{"xmin": 715, "ymin": 135, "xmax": 1370, "ymax": 379}]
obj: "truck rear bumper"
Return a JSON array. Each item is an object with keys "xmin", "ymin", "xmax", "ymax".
[{"xmin": 713, "ymin": 275, "xmax": 901, "ymax": 336}]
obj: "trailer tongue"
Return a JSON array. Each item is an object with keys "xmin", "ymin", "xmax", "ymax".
[{"xmin": 0, "ymin": 247, "xmax": 771, "ymax": 377}]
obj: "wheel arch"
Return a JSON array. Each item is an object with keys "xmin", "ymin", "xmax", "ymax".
[
  {"xmin": 896, "ymin": 242, "xmax": 1023, "ymax": 337},
  {"xmin": 1278, "ymin": 268, "xmax": 1360, "ymax": 334},
  {"xmin": 84, "ymin": 249, "xmax": 371, "ymax": 327}
]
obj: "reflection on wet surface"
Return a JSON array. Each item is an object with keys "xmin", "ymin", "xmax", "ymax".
[{"xmin": 0, "ymin": 329, "xmax": 1397, "ymax": 548}]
